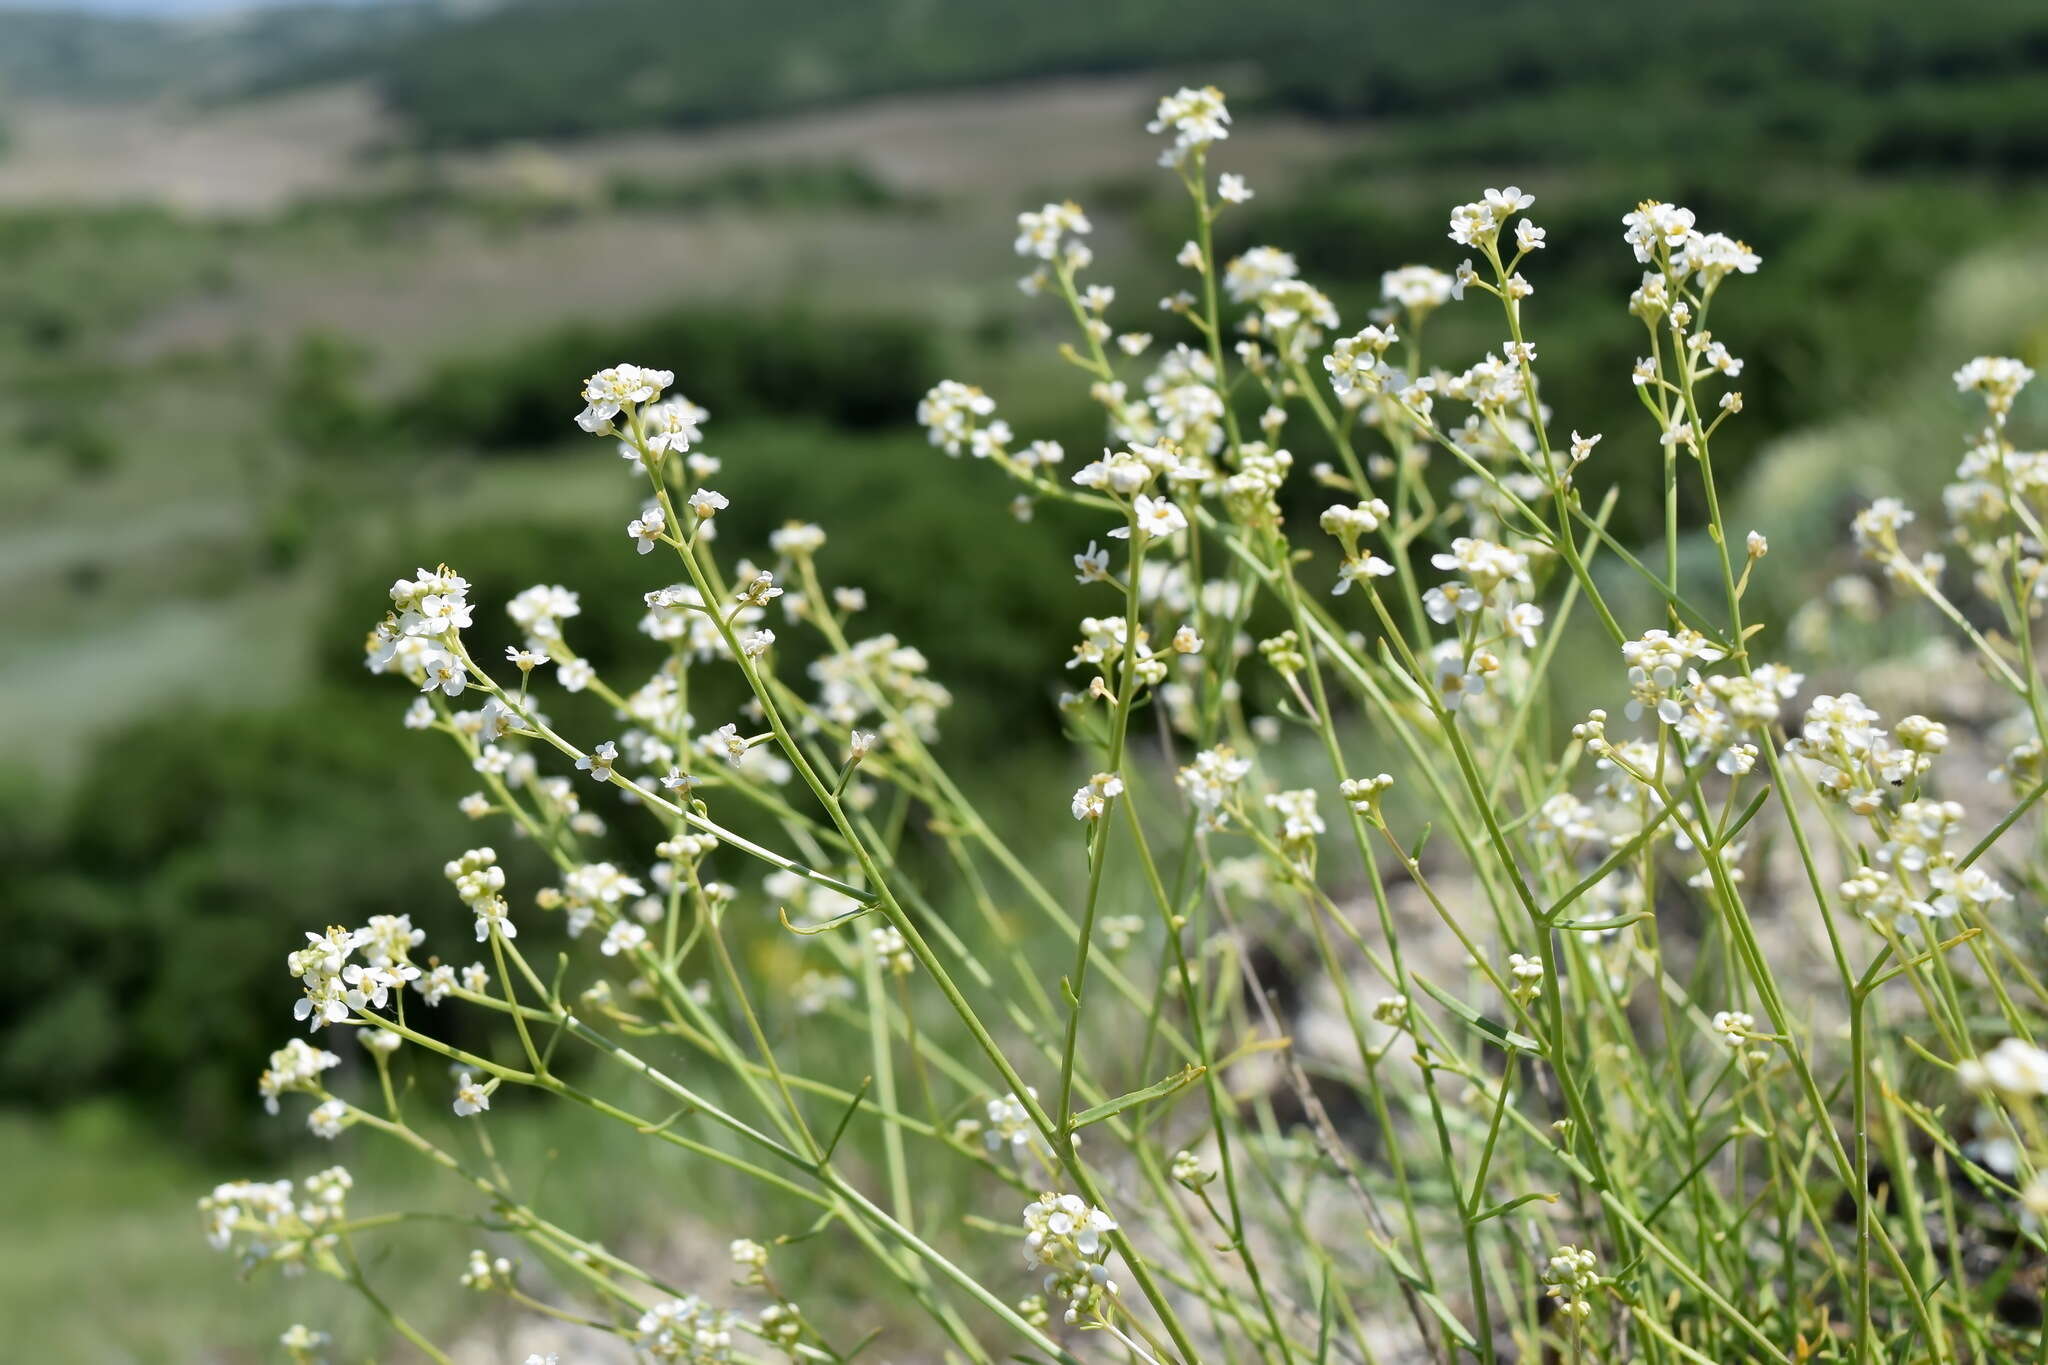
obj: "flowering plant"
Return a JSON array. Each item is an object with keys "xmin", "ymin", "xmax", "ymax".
[{"xmin": 214, "ymin": 87, "xmax": 2048, "ymax": 1365}]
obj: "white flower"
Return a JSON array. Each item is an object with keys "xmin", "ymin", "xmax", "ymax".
[
  {"xmin": 1014, "ymin": 200, "xmax": 1091, "ymax": 260},
  {"xmin": 576, "ymin": 740, "xmax": 618, "ymax": 782},
  {"xmin": 688, "ymin": 488, "xmax": 729, "ymax": 519},
  {"xmin": 1955, "ymin": 355, "xmax": 2035, "ymax": 418},
  {"xmin": 1622, "ymin": 201, "xmax": 1697, "ymax": 264},
  {"xmin": 628, "ymin": 504, "xmax": 667, "ymax": 554},
  {"xmin": 1071, "ymin": 772, "xmax": 1125, "ymax": 821},
  {"xmin": 641, "ymin": 395, "xmax": 706, "ymax": 456},
  {"xmin": 1217, "ymin": 173, "xmax": 1252, "ymax": 204},
  {"xmin": 1110, "ymin": 494, "xmax": 1187, "ymax": 542},
  {"xmin": 472, "ymin": 897, "xmax": 515, "ymax": 943},
  {"xmin": 1223, "ymin": 246, "xmax": 1297, "ymax": 304},
  {"xmin": 1266, "ymin": 789, "xmax": 1324, "ymax": 850},
  {"xmin": 506, "ymin": 584, "xmax": 580, "ymax": 642},
  {"xmin": 1148, "ymin": 85, "xmax": 1231, "ymax": 162},
  {"xmin": 602, "ymin": 920, "xmax": 648, "ymax": 956},
  {"xmin": 1176, "ymin": 746, "xmax": 1251, "ymax": 822},
  {"xmin": 1021, "ymin": 1192, "xmax": 1121, "ymax": 1322},
  {"xmin": 281, "ymin": 1325, "xmax": 331, "ymax": 1356},
  {"xmin": 984, "ymin": 1090, "xmax": 1038, "ymax": 1152},
  {"xmin": 1340, "ymin": 773, "xmax": 1395, "ymax": 814},
  {"xmin": 415, "ymin": 964, "xmax": 457, "ymax": 1005},
  {"xmin": 576, "ymin": 364, "xmax": 673, "ymax": 433},
  {"xmin": 741, "ymin": 629, "xmax": 776, "ymax": 659},
  {"xmin": 557, "ymin": 657, "xmax": 595, "ymax": 693},
  {"xmin": 452, "ymin": 1072, "xmax": 491, "ymax": 1117},
  {"xmin": 869, "ymin": 924, "xmax": 915, "ymax": 975},
  {"xmin": 418, "ymin": 650, "xmax": 466, "ymax": 698},
  {"xmin": 1506, "ymin": 602, "xmax": 1545, "ymax": 648},
  {"xmin": 258, "ymin": 1038, "xmax": 342, "ymax": 1113},
  {"xmin": 1851, "ymin": 498, "xmax": 1914, "ymax": 556},
  {"xmin": 1333, "ymin": 554, "xmax": 1396, "ymax": 595},
  {"xmin": 1073, "ymin": 541, "xmax": 1112, "ymax": 584},
  {"xmin": 916, "ymin": 379, "xmax": 997, "ymax": 455},
  {"xmin": 1381, "ymin": 265, "xmax": 1453, "ymax": 316},
  {"xmin": 307, "ymin": 1099, "xmax": 347, "ymax": 1140},
  {"xmin": 794, "ymin": 969, "xmax": 854, "ymax": 1015},
  {"xmin": 1960, "ymin": 1038, "xmax": 2048, "ymax": 1097},
  {"xmin": 713, "ymin": 722, "xmax": 749, "ymax": 765}
]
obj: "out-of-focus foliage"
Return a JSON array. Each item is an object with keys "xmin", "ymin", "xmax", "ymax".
[
  {"xmin": 3, "ymin": 0, "xmax": 2046, "ymax": 1144},
  {"xmin": 255, "ymin": 0, "xmax": 2048, "ymax": 154},
  {"xmin": 1217, "ymin": 178, "xmax": 2048, "ymax": 539},
  {"xmin": 0, "ymin": 2, "xmax": 452, "ymax": 101},
  {"xmin": 396, "ymin": 306, "xmax": 941, "ymax": 448}
]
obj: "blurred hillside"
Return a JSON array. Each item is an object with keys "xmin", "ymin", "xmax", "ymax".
[{"xmin": 2, "ymin": 2, "xmax": 2047, "ymax": 1354}]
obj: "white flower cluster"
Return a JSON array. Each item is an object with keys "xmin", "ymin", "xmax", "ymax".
[
  {"xmin": 575, "ymin": 363, "xmax": 674, "ymax": 434},
  {"xmin": 199, "ymin": 1166, "xmax": 353, "ymax": 1277},
  {"xmin": 1785, "ymin": 695, "xmax": 1945, "ymax": 813},
  {"xmin": 1621, "ymin": 202, "xmax": 1761, "ymax": 282},
  {"xmin": 460, "ymin": 1247, "xmax": 514, "ymax": 1292},
  {"xmin": 1617, "ymin": 629, "xmax": 1799, "ymax": 777},
  {"xmin": 546, "ymin": 859, "xmax": 649, "ymax": 939},
  {"xmin": 1266, "ymin": 789, "xmax": 1325, "ymax": 864},
  {"xmin": 280, "ymin": 1324, "xmax": 330, "ymax": 1361},
  {"xmin": 1176, "ymin": 745, "xmax": 1252, "ymax": 828},
  {"xmin": 1147, "ymin": 85, "xmax": 1230, "ymax": 165},
  {"xmin": 1712, "ymin": 1010, "xmax": 1769, "ymax": 1069},
  {"xmin": 1014, "ymin": 199, "xmax": 1091, "ymax": 265},
  {"xmin": 982, "ymin": 1088, "xmax": 1040, "ymax": 1157},
  {"xmin": 1070, "ymin": 771, "xmax": 1125, "ymax": 822},
  {"xmin": 637, "ymin": 1295, "xmax": 735, "ymax": 1363},
  {"xmin": 1955, "ymin": 355, "xmax": 2035, "ymax": 423},
  {"xmin": 1542, "ymin": 1244, "xmax": 1599, "ymax": 1321},
  {"xmin": 1839, "ymin": 796, "xmax": 2010, "ymax": 929},
  {"xmin": 1320, "ymin": 498, "xmax": 1397, "ymax": 595},
  {"xmin": 1323, "ymin": 325, "xmax": 1399, "ymax": 399},
  {"xmin": 1447, "ymin": 185, "xmax": 1535, "ymax": 252},
  {"xmin": 447, "ymin": 846, "xmax": 515, "ymax": 942},
  {"xmin": 1021, "ymin": 1192, "xmax": 1120, "ymax": 1324},
  {"xmin": 366, "ymin": 566, "xmax": 475, "ymax": 698},
  {"xmin": 810, "ymin": 633, "xmax": 953, "ymax": 742},
  {"xmin": 1382, "ymin": 264, "xmax": 1455, "ymax": 320},
  {"xmin": 1960, "ymin": 1038, "xmax": 2048, "ymax": 1097},
  {"xmin": 916, "ymin": 379, "xmax": 1003, "ymax": 458},
  {"xmin": 258, "ymin": 1037, "xmax": 340, "ymax": 1115},
  {"xmin": 287, "ymin": 924, "xmax": 419, "ymax": 1032}
]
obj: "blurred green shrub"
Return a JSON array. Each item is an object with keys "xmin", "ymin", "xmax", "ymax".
[
  {"xmin": 395, "ymin": 308, "xmax": 939, "ymax": 450},
  {"xmin": 0, "ymin": 701, "xmax": 543, "ymax": 1148},
  {"xmin": 605, "ymin": 160, "xmax": 929, "ymax": 215}
]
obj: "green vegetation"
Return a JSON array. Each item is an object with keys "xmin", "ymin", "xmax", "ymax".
[
  {"xmin": 0, "ymin": 2, "xmax": 450, "ymax": 102},
  {"xmin": 4, "ymin": 1, "xmax": 2048, "ymax": 1354},
  {"xmin": 254, "ymin": 0, "xmax": 2048, "ymax": 157}
]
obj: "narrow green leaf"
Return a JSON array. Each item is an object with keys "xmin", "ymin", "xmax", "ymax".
[
  {"xmin": 779, "ymin": 902, "xmax": 877, "ymax": 936},
  {"xmin": 1414, "ymin": 974, "xmax": 1539, "ymax": 1052},
  {"xmin": 821, "ymin": 1075, "xmax": 874, "ymax": 1162},
  {"xmin": 1472, "ymin": 1191, "xmax": 1559, "ymax": 1223},
  {"xmin": 1070, "ymin": 1064, "xmax": 1206, "ymax": 1131}
]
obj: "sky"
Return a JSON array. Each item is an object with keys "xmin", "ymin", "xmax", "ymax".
[{"xmin": 7, "ymin": 0, "xmax": 380, "ymax": 11}]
